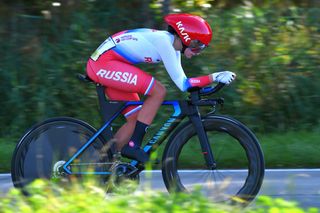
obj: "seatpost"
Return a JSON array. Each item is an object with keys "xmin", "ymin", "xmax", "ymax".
[
  {"xmin": 96, "ymin": 84, "xmax": 109, "ymax": 123},
  {"xmin": 94, "ymin": 85, "xmax": 114, "ymax": 146}
]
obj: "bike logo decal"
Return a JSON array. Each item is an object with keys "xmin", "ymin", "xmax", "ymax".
[
  {"xmin": 189, "ymin": 79, "xmax": 200, "ymax": 84},
  {"xmin": 96, "ymin": 69, "xmax": 138, "ymax": 85},
  {"xmin": 148, "ymin": 118, "xmax": 176, "ymax": 145},
  {"xmin": 176, "ymin": 21, "xmax": 191, "ymax": 43}
]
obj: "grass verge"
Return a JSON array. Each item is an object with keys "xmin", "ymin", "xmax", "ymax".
[{"xmin": 0, "ymin": 139, "xmax": 15, "ymax": 173}]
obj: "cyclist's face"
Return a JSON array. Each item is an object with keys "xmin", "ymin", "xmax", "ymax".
[
  {"xmin": 173, "ymin": 37, "xmax": 206, "ymax": 58},
  {"xmin": 184, "ymin": 40, "xmax": 206, "ymax": 58},
  {"xmin": 173, "ymin": 35, "xmax": 183, "ymax": 51},
  {"xmin": 184, "ymin": 47, "xmax": 198, "ymax": 59}
]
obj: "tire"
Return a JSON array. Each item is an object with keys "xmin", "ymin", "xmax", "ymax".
[
  {"xmin": 11, "ymin": 117, "xmax": 113, "ymax": 191},
  {"xmin": 162, "ymin": 115, "xmax": 264, "ymax": 205}
]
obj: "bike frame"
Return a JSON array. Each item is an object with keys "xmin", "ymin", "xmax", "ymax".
[{"xmin": 63, "ymin": 84, "xmax": 221, "ymax": 175}]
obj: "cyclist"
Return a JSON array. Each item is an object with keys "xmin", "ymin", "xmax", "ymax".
[{"xmin": 86, "ymin": 13, "xmax": 236, "ymax": 163}]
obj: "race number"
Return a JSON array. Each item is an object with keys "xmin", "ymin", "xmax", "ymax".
[{"xmin": 90, "ymin": 37, "xmax": 116, "ymax": 61}]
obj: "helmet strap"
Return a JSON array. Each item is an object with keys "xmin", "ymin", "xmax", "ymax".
[{"xmin": 181, "ymin": 43, "xmax": 188, "ymax": 54}]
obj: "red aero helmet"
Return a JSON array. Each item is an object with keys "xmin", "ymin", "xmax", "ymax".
[{"xmin": 164, "ymin": 13, "xmax": 212, "ymax": 46}]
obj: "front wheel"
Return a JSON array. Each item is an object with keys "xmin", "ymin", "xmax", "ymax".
[
  {"xmin": 162, "ymin": 115, "xmax": 264, "ymax": 205},
  {"xmin": 11, "ymin": 117, "xmax": 112, "ymax": 191}
]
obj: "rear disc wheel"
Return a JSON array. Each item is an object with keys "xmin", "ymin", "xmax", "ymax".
[{"xmin": 11, "ymin": 117, "xmax": 112, "ymax": 192}]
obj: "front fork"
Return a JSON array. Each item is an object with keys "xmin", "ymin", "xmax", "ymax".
[{"xmin": 189, "ymin": 114, "xmax": 217, "ymax": 170}]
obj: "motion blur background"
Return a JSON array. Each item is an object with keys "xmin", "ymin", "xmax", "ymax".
[{"xmin": 0, "ymin": 0, "xmax": 319, "ymax": 171}]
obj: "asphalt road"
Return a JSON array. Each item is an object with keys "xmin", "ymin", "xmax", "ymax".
[{"xmin": 1, "ymin": 169, "xmax": 319, "ymax": 208}]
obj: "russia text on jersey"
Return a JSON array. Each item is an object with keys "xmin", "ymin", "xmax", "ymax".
[{"xmin": 96, "ymin": 69, "xmax": 138, "ymax": 85}]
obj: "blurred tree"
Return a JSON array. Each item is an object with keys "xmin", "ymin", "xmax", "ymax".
[{"xmin": 0, "ymin": 0, "xmax": 319, "ymax": 139}]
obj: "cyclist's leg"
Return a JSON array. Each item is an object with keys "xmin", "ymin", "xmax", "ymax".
[
  {"xmin": 87, "ymin": 59, "xmax": 165, "ymax": 162},
  {"xmin": 108, "ymin": 81, "xmax": 166, "ymax": 126},
  {"xmin": 106, "ymin": 81, "xmax": 166, "ymax": 162},
  {"xmin": 120, "ymin": 80, "xmax": 166, "ymax": 163},
  {"xmin": 137, "ymin": 81, "xmax": 166, "ymax": 125},
  {"xmin": 113, "ymin": 114, "xmax": 137, "ymax": 150},
  {"xmin": 105, "ymin": 88, "xmax": 139, "ymax": 150}
]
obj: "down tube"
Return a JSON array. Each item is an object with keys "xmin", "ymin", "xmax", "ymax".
[{"xmin": 130, "ymin": 101, "xmax": 185, "ymax": 167}]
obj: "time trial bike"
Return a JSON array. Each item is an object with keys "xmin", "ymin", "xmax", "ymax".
[{"xmin": 11, "ymin": 74, "xmax": 265, "ymax": 205}]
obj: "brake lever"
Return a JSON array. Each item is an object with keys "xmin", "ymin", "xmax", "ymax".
[
  {"xmin": 207, "ymin": 97, "xmax": 224, "ymax": 116},
  {"xmin": 217, "ymin": 97, "xmax": 224, "ymax": 108}
]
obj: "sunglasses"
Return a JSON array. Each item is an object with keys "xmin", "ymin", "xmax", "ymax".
[{"xmin": 188, "ymin": 40, "xmax": 207, "ymax": 54}]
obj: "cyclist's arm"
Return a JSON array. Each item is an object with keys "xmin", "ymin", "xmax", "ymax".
[{"xmin": 154, "ymin": 35, "xmax": 213, "ymax": 91}]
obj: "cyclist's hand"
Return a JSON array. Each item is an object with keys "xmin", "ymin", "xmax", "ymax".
[{"xmin": 211, "ymin": 71, "xmax": 236, "ymax": 85}]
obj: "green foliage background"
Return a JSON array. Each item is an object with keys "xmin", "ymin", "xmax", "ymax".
[{"xmin": 0, "ymin": 0, "xmax": 319, "ymax": 139}]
